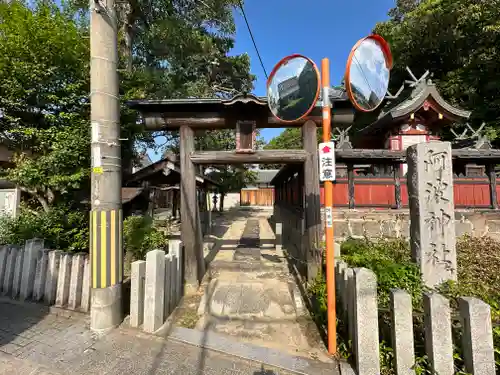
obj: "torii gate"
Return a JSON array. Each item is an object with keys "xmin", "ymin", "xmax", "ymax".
[{"xmin": 128, "ymin": 93, "xmax": 354, "ymax": 290}]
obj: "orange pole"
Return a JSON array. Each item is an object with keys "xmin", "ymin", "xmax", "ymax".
[{"xmin": 321, "ymin": 58, "xmax": 337, "ymax": 355}]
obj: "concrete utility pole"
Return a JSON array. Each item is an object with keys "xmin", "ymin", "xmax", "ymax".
[{"xmin": 89, "ymin": 0, "xmax": 123, "ymax": 332}]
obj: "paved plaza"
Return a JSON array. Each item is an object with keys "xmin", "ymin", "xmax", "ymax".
[
  {"xmin": 0, "ymin": 208, "xmax": 341, "ymax": 375},
  {"xmin": 0, "ymin": 300, "xmax": 299, "ymax": 374}
]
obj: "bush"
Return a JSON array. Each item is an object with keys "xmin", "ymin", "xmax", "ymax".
[
  {"xmin": 341, "ymin": 238, "xmax": 425, "ymax": 308},
  {"xmin": 123, "ymin": 215, "xmax": 168, "ymax": 260},
  {"xmin": 308, "ymin": 236, "xmax": 500, "ymax": 373},
  {"xmin": 0, "ymin": 205, "xmax": 88, "ymax": 252}
]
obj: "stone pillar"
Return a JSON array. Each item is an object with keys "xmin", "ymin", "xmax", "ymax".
[
  {"xmin": 130, "ymin": 260, "xmax": 146, "ymax": 328},
  {"xmin": 345, "ymin": 267, "xmax": 355, "ymax": 355},
  {"xmin": 275, "ymin": 222, "xmax": 282, "ymax": 252},
  {"xmin": 423, "ymin": 293, "xmax": 454, "ymax": 375},
  {"xmin": 80, "ymin": 256, "xmax": 91, "ymax": 312},
  {"xmin": 143, "ymin": 250, "xmax": 165, "ymax": 333},
  {"xmin": 12, "ymin": 247, "xmax": 25, "ymax": 298},
  {"xmin": 407, "ymin": 141, "xmax": 456, "ymax": 287},
  {"xmin": 3, "ymin": 246, "xmax": 19, "ymax": 296},
  {"xmin": 169, "ymin": 240, "xmax": 182, "ymax": 306},
  {"xmin": 390, "ymin": 289, "xmax": 415, "ymax": 375},
  {"xmin": 0, "ymin": 246, "xmax": 9, "ymax": 289},
  {"xmin": 55, "ymin": 254, "xmax": 72, "ymax": 307},
  {"xmin": 335, "ymin": 261, "xmax": 347, "ymax": 309},
  {"xmin": 164, "ymin": 253, "xmax": 173, "ymax": 318},
  {"xmin": 20, "ymin": 239, "xmax": 43, "ymax": 301},
  {"xmin": 352, "ymin": 268, "xmax": 380, "ymax": 375},
  {"xmin": 33, "ymin": 250, "xmax": 49, "ymax": 301},
  {"xmin": 459, "ymin": 297, "xmax": 495, "ymax": 375},
  {"xmin": 44, "ymin": 250, "xmax": 62, "ymax": 305},
  {"xmin": 68, "ymin": 254, "xmax": 85, "ymax": 309}
]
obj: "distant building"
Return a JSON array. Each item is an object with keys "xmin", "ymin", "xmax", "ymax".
[
  {"xmin": 240, "ymin": 169, "xmax": 279, "ymax": 207},
  {"xmin": 278, "ymin": 76, "xmax": 300, "ymax": 103}
]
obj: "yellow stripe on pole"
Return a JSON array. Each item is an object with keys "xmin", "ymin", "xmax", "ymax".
[
  {"xmin": 110, "ymin": 209, "xmax": 116, "ymax": 286},
  {"xmin": 119, "ymin": 209, "xmax": 123, "ymax": 283},
  {"xmin": 92, "ymin": 211, "xmax": 97, "ymax": 288},
  {"xmin": 100, "ymin": 211, "xmax": 107, "ymax": 288}
]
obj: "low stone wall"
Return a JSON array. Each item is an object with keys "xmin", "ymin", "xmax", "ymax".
[
  {"xmin": 275, "ymin": 206, "xmax": 500, "ymax": 244},
  {"xmin": 336, "ymin": 261, "xmax": 495, "ymax": 375},
  {"xmin": 271, "ymin": 205, "xmax": 306, "ymax": 264},
  {"xmin": 130, "ymin": 240, "xmax": 183, "ymax": 333},
  {"xmin": 327, "ymin": 209, "xmax": 500, "ymax": 241},
  {"xmin": 0, "ymin": 239, "xmax": 90, "ymax": 312}
]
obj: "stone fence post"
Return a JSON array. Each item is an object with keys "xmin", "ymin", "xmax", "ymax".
[
  {"xmin": 352, "ymin": 268, "xmax": 379, "ymax": 375},
  {"xmin": 459, "ymin": 297, "xmax": 495, "ymax": 374},
  {"xmin": 130, "ymin": 244, "xmax": 184, "ymax": 334},
  {"xmin": 338, "ymin": 264, "xmax": 495, "ymax": 375}
]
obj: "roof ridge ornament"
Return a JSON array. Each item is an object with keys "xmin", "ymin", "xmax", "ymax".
[
  {"xmin": 331, "ymin": 126, "xmax": 353, "ymax": 149},
  {"xmin": 451, "ymin": 122, "xmax": 491, "ymax": 149},
  {"xmin": 385, "ymin": 67, "xmax": 431, "ymax": 101},
  {"xmin": 222, "ymin": 93, "xmax": 267, "ymax": 106},
  {"xmin": 405, "ymin": 67, "xmax": 430, "ymax": 87},
  {"xmin": 385, "ymin": 84, "xmax": 405, "ymax": 100}
]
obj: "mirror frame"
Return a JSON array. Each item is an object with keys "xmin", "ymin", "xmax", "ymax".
[
  {"xmin": 344, "ymin": 34, "xmax": 393, "ymax": 113},
  {"xmin": 266, "ymin": 54, "xmax": 321, "ymax": 123}
]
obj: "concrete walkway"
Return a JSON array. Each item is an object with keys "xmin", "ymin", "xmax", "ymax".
[
  {"xmin": 193, "ymin": 209, "xmax": 335, "ymax": 369},
  {"xmin": 0, "ymin": 299, "xmax": 302, "ymax": 374},
  {"xmin": 0, "ymin": 209, "xmax": 342, "ymax": 375}
]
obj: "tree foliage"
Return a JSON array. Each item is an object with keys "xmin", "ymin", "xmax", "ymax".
[
  {"xmin": 264, "ymin": 128, "xmax": 303, "ymax": 150},
  {"xmin": 0, "ymin": 1, "xmax": 91, "ymax": 211},
  {"xmin": 374, "ymin": 0, "xmax": 500, "ymax": 137},
  {"xmin": 0, "ymin": 0, "xmax": 255, "ymax": 250},
  {"xmin": 92, "ymin": 0, "xmax": 259, "ymax": 190},
  {"xmin": 198, "ymin": 129, "xmax": 257, "ymax": 211},
  {"xmin": 0, "ymin": 0, "xmax": 255, "ymax": 211}
]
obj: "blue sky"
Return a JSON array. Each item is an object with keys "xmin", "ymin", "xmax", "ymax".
[{"xmin": 148, "ymin": 0, "xmax": 395, "ymax": 161}]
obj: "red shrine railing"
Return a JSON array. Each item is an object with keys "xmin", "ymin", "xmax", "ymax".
[
  {"xmin": 319, "ymin": 177, "xmax": 495, "ymax": 209},
  {"xmin": 272, "ymin": 149, "xmax": 500, "ymax": 210}
]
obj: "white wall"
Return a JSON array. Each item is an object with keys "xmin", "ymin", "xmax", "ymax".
[{"xmin": 207, "ymin": 192, "xmax": 240, "ymax": 210}]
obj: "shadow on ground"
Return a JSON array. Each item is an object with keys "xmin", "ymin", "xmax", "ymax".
[{"xmin": 0, "ymin": 299, "xmax": 52, "ymax": 353}]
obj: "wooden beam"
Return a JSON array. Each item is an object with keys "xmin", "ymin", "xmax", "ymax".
[
  {"xmin": 190, "ymin": 150, "xmax": 308, "ymax": 164},
  {"xmin": 142, "ymin": 108, "xmax": 354, "ymax": 130},
  {"xmin": 302, "ymin": 120, "xmax": 321, "ymax": 281},
  {"xmin": 335, "ymin": 149, "xmax": 500, "ymax": 162},
  {"xmin": 347, "ymin": 164, "xmax": 355, "ymax": 209},
  {"xmin": 394, "ymin": 164, "xmax": 402, "ymax": 209},
  {"xmin": 487, "ymin": 163, "xmax": 498, "ymax": 209},
  {"xmin": 144, "ymin": 114, "xmax": 323, "ymax": 130},
  {"xmin": 180, "ymin": 125, "xmax": 204, "ymax": 290}
]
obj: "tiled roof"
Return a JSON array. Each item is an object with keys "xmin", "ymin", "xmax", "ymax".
[
  {"xmin": 122, "ymin": 187, "xmax": 143, "ymax": 203},
  {"xmin": 255, "ymin": 169, "xmax": 280, "ymax": 184}
]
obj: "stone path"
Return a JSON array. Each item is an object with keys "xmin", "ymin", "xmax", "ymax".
[
  {"xmin": 195, "ymin": 210, "xmax": 334, "ymax": 367},
  {"xmin": 0, "ymin": 300, "xmax": 301, "ymax": 374}
]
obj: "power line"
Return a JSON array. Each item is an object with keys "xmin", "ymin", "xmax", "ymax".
[{"xmin": 237, "ymin": 0, "xmax": 268, "ymax": 80}]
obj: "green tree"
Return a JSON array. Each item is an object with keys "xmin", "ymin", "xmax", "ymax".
[
  {"xmin": 374, "ymin": 0, "xmax": 500, "ymax": 138},
  {"xmin": 0, "ymin": 1, "xmax": 91, "ymax": 211},
  {"xmin": 387, "ymin": 0, "xmax": 422, "ymax": 22},
  {"xmin": 207, "ymin": 166, "xmax": 256, "ymax": 211},
  {"xmin": 265, "ymin": 128, "xmax": 303, "ymax": 150},
  {"xmin": 260, "ymin": 128, "xmax": 303, "ymax": 169},
  {"xmin": 97, "ymin": 0, "xmax": 258, "ymax": 184},
  {"xmin": 194, "ymin": 129, "xmax": 257, "ymax": 211},
  {"xmin": 0, "ymin": 0, "xmax": 256, "ymax": 251}
]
